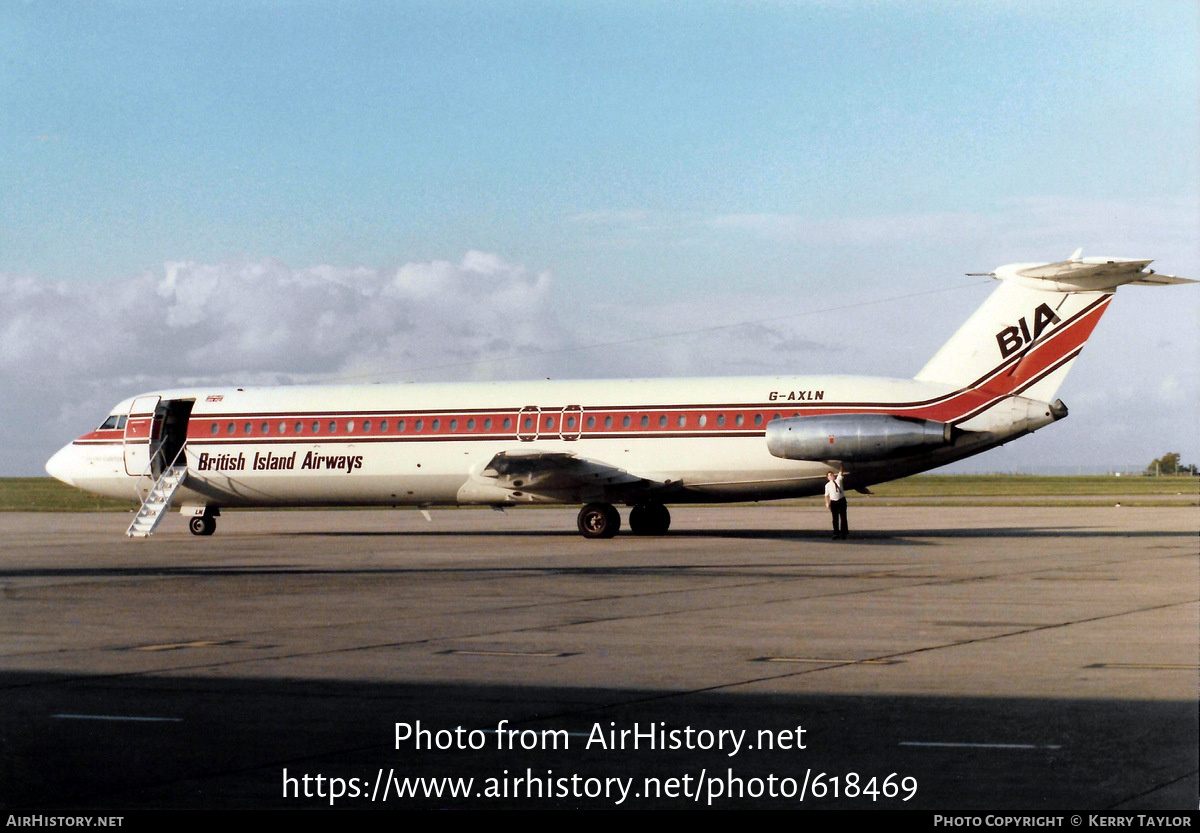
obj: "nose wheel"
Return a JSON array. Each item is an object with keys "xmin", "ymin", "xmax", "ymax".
[{"xmin": 189, "ymin": 515, "xmax": 216, "ymax": 536}]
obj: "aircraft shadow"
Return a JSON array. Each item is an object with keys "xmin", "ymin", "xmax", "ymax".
[
  {"xmin": 286, "ymin": 526, "xmax": 1192, "ymax": 541},
  {"xmin": 2, "ymin": 670, "xmax": 1194, "ymax": 811}
]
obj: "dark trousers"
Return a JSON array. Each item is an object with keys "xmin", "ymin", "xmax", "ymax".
[{"xmin": 830, "ymin": 498, "xmax": 848, "ymax": 538}]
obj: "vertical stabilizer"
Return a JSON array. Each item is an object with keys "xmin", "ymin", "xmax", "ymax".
[
  {"xmin": 915, "ymin": 255, "xmax": 1191, "ymax": 404},
  {"xmin": 914, "ymin": 280, "xmax": 1110, "ymax": 403}
]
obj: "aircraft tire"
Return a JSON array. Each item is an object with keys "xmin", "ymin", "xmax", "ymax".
[
  {"xmin": 189, "ymin": 515, "xmax": 216, "ymax": 536},
  {"xmin": 577, "ymin": 502, "xmax": 620, "ymax": 539},
  {"xmin": 629, "ymin": 502, "xmax": 671, "ymax": 535}
]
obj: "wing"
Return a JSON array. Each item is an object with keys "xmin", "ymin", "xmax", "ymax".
[{"xmin": 458, "ymin": 449, "xmax": 672, "ymax": 504}]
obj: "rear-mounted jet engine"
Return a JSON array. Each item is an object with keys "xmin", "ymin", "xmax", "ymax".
[{"xmin": 765, "ymin": 414, "xmax": 953, "ymax": 462}]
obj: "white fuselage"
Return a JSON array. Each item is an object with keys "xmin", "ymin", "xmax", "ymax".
[{"xmin": 47, "ymin": 372, "xmax": 1010, "ymax": 509}]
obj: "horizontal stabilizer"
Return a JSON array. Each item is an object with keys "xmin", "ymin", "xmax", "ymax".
[
  {"xmin": 995, "ymin": 256, "xmax": 1194, "ymax": 292},
  {"xmin": 1127, "ymin": 272, "xmax": 1197, "ymax": 286}
]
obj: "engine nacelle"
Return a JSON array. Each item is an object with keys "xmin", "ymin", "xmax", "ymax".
[{"xmin": 766, "ymin": 414, "xmax": 952, "ymax": 462}]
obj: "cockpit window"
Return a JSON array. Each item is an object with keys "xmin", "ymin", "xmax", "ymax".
[{"xmin": 99, "ymin": 415, "xmax": 119, "ymax": 430}]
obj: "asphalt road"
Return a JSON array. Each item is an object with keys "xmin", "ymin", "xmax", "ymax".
[{"xmin": 1, "ymin": 504, "xmax": 1195, "ymax": 811}]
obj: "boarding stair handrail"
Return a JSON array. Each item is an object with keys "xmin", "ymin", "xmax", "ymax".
[{"xmin": 132, "ymin": 440, "xmax": 189, "ymax": 503}]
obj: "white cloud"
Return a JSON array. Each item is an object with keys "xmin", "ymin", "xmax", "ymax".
[{"xmin": 1, "ymin": 252, "xmax": 569, "ymax": 474}]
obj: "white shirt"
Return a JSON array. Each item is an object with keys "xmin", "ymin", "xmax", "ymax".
[{"xmin": 825, "ymin": 474, "xmax": 845, "ymax": 502}]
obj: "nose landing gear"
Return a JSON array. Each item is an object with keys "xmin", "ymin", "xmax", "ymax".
[{"xmin": 188, "ymin": 512, "xmax": 217, "ymax": 536}]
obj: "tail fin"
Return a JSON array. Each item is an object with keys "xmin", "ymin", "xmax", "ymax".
[{"xmin": 915, "ymin": 255, "xmax": 1194, "ymax": 404}]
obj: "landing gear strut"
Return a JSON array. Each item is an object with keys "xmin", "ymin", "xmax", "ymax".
[
  {"xmin": 189, "ymin": 513, "xmax": 216, "ymax": 536},
  {"xmin": 628, "ymin": 501, "xmax": 671, "ymax": 535},
  {"xmin": 577, "ymin": 502, "xmax": 621, "ymax": 539}
]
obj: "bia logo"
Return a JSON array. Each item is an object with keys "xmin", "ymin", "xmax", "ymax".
[{"xmin": 995, "ymin": 303, "xmax": 1061, "ymax": 358}]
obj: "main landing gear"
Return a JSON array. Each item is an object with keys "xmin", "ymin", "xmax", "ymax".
[
  {"xmin": 577, "ymin": 503, "xmax": 621, "ymax": 539},
  {"xmin": 576, "ymin": 501, "xmax": 671, "ymax": 539},
  {"xmin": 629, "ymin": 501, "xmax": 671, "ymax": 536}
]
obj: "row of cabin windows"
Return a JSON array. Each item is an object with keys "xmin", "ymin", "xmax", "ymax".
[
  {"xmin": 527, "ymin": 413, "xmax": 772, "ymax": 430},
  {"xmin": 210, "ymin": 416, "xmax": 512, "ymax": 436},
  {"xmin": 206, "ymin": 411, "xmax": 787, "ymax": 437}
]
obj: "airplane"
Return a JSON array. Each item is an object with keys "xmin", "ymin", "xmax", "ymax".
[{"xmin": 45, "ymin": 253, "xmax": 1193, "ymax": 539}]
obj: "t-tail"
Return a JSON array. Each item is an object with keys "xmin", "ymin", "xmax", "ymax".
[
  {"xmin": 915, "ymin": 253, "xmax": 1194, "ymax": 436},
  {"xmin": 759, "ymin": 252, "xmax": 1192, "ymax": 485}
]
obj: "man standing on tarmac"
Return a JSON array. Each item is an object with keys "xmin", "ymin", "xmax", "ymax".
[{"xmin": 825, "ymin": 469, "xmax": 848, "ymax": 539}]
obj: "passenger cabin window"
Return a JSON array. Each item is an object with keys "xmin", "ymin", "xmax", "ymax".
[
  {"xmin": 449, "ymin": 419, "xmax": 457, "ymax": 431},
  {"xmin": 678, "ymin": 415, "xmax": 687, "ymax": 427},
  {"xmin": 295, "ymin": 421, "xmax": 303, "ymax": 433},
  {"xmin": 380, "ymin": 420, "xmax": 388, "ymax": 432},
  {"xmin": 210, "ymin": 424, "xmax": 219, "ymax": 435},
  {"xmin": 414, "ymin": 419, "xmax": 424, "ymax": 432},
  {"xmin": 261, "ymin": 422, "xmax": 270, "ymax": 434},
  {"xmin": 362, "ymin": 420, "xmax": 371, "ymax": 432}
]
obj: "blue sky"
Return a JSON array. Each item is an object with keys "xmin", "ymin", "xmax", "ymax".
[{"xmin": 2, "ymin": 1, "xmax": 1197, "ymax": 475}]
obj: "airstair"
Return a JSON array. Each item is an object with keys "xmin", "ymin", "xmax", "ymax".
[{"xmin": 126, "ymin": 445, "xmax": 189, "ymax": 538}]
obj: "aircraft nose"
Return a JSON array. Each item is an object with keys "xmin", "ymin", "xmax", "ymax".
[{"xmin": 45, "ymin": 443, "xmax": 79, "ymax": 487}]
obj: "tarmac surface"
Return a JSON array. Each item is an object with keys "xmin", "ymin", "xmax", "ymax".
[{"xmin": 1, "ymin": 504, "xmax": 1196, "ymax": 811}]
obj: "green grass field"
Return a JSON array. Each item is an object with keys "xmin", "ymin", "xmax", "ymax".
[
  {"xmin": 0, "ymin": 478, "xmax": 134, "ymax": 511},
  {"xmin": 2, "ymin": 475, "xmax": 1195, "ymax": 512},
  {"xmin": 864, "ymin": 474, "xmax": 1198, "ymax": 498}
]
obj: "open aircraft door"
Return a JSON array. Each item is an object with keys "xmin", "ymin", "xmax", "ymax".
[{"xmin": 123, "ymin": 395, "xmax": 163, "ymax": 476}]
